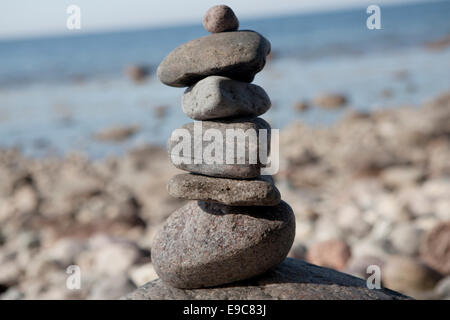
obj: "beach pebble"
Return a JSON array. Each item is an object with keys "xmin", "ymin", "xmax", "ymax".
[
  {"xmin": 435, "ymin": 199, "xmax": 450, "ymax": 220},
  {"xmin": 0, "ymin": 288, "xmax": 25, "ymax": 300},
  {"xmin": 154, "ymin": 105, "xmax": 168, "ymax": 119},
  {"xmin": 375, "ymin": 194, "xmax": 410, "ymax": 222},
  {"xmin": 202, "ymin": 5, "xmax": 239, "ymax": 33},
  {"xmin": 94, "ymin": 125, "xmax": 140, "ymax": 142},
  {"xmin": 151, "ymin": 200, "xmax": 295, "ymax": 288},
  {"xmin": 0, "ymin": 260, "xmax": 21, "ymax": 286},
  {"xmin": 380, "ymin": 166, "xmax": 424, "ymax": 189},
  {"xmin": 167, "ymin": 118, "xmax": 271, "ymax": 179},
  {"xmin": 401, "ymin": 188, "xmax": 433, "ymax": 217},
  {"xmin": 13, "ymin": 185, "xmax": 38, "ymax": 214},
  {"xmin": 182, "ymin": 76, "xmax": 271, "ymax": 120},
  {"xmin": 124, "ymin": 64, "xmax": 150, "ymax": 83},
  {"xmin": 306, "ymin": 239, "xmax": 351, "ymax": 271},
  {"xmin": 293, "ymin": 101, "xmax": 309, "ymax": 112},
  {"xmin": 157, "ymin": 31, "xmax": 271, "ymax": 87},
  {"xmin": 313, "ymin": 216, "xmax": 344, "ymax": 242},
  {"xmin": 288, "ymin": 243, "xmax": 307, "ymax": 260},
  {"xmin": 336, "ymin": 204, "xmax": 371, "ymax": 237},
  {"xmin": 312, "ymin": 93, "xmax": 347, "ymax": 109},
  {"xmin": 76, "ymin": 239, "xmax": 144, "ymax": 277},
  {"xmin": 128, "ymin": 263, "xmax": 159, "ymax": 287},
  {"xmin": 40, "ymin": 238, "xmax": 87, "ymax": 267},
  {"xmin": 167, "ymin": 174, "xmax": 280, "ymax": 206},
  {"xmin": 422, "ymin": 178, "xmax": 450, "ymax": 199},
  {"xmin": 382, "ymin": 256, "xmax": 441, "ymax": 297},
  {"xmin": 88, "ymin": 275, "xmax": 136, "ymax": 300},
  {"xmin": 389, "ymin": 223, "xmax": 423, "ymax": 256},
  {"xmin": 420, "ymin": 221, "xmax": 450, "ymax": 275},
  {"xmin": 352, "ymin": 239, "xmax": 389, "ymax": 259}
]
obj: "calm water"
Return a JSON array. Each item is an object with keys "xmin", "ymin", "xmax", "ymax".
[{"xmin": 1, "ymin": 1, "xmax": 450, "ymax": 158}]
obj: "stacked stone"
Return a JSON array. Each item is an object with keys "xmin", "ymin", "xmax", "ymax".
[{"xmin": 152, "ymin": 5, "xmax": 296, "ymax": 289}]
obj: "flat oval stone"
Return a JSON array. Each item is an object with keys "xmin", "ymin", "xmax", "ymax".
[
  {"xmin": 182, "ymin": 76, "xmax": 271, "ymax": 120},
  {"xmin": 157, "ymin": 31, "xmax": 271, "ymax": 87},
  {"xmin": 167, "ymin": 174, "xmax": 280, "ymax": 206},
  {"xmin": 167, "ymin": 117, "xmax": 271, "ymax": 179},
  {"xmin": 151, "ymin": 200, "xmax": 295, "ymax": 289}
]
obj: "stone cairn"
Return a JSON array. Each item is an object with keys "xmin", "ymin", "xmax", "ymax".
[{"xmin": 152, "ymin": 5, "xmax": 296, "ymax": 289}]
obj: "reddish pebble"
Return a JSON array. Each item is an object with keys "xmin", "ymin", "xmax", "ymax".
[
  {"xmin": 202, "ymin": 5, "xmax": 239, "ymax": 33},
  {"xmin": 306, "ymin": 239, "xmax": 352, "ymax": 271}
]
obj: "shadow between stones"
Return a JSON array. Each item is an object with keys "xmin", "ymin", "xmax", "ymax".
[{"xmin": 197, "ymin": 200, "xmax": 290, "ymax": 222}]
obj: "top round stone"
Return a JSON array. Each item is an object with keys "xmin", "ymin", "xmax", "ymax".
[{"xmin": 202, "ymin": 5, "xmax": 239, "ymax": 33}]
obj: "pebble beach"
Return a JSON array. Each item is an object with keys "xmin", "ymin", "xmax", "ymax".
[
  {"xmin": 1, "ymin": 1, "xmax": 450, "ymax": 300},
  {"xmin": 1, "ymin": 90, "xmax": 449, "ymax": 299}
]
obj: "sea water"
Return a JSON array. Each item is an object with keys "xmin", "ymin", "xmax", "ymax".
[{"xmin": 0, "ymin": 1, "xmax": 449, "ymax": 158}]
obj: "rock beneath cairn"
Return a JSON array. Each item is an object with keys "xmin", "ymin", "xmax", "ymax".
[
  {"xmin": 168, "ymin": 117, "xmax": 271, "ymax": 179},
  {"xmin": 167, "ymin": 174, "xmax": 280, "ymax": 206},
  {"xmin": 157, "ymin": 31, "xmax": 271, "ymax": 87},
  {"xmin": 182, "ymin": 76, "xmax": 271, "ymax": 120},
  {"xmin": 151, "ymin": 200, "xmax": 295, "ymax": 289},
  {"xmin": 202, "ymin": 5, "xmax": 239, "ymax": 33},
  {"xmin": 123, "ymin": 258, "xmax": 410, "ymax": 300}
]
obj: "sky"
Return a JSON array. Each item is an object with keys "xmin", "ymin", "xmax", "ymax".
[{"xmin": 0, "ymin": 0, "xmax": 431, "ymax": 40}]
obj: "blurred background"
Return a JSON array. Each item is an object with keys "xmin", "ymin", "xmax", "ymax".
[{"xmin": 0, "ymin": 0, "xmax": 449, "ymax": 299}]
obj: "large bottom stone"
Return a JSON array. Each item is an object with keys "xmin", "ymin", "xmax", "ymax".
[
  {"xmin": 123, "ymin": 258, "xmax": 410, "ymax": 300},
  {"xmin": 151, "ymin": 200, "xmax": 295, "ymax": 289},
  {"xmin": 167, "ymin": 174, "xmax": 281, "ymax": 206}
]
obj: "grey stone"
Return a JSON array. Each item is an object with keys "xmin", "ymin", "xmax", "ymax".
[
  {"xmin": 151, "ymin": 200, "xmax": 295, "ymax": 289},
  {"xmin": 167, "ymin": 174, "xmax": 280, "ymax": 206},
  {"xmin": 168, "ymin": 117, "xmax": 271, "ymax": 179},
  {"xmin": 157, "ymin": 31, "xmax": 271, "ymax": 87},
  {"xmin": 182, "ymin": 76, "xmax": 271, "ymax": 120},
  {"xmin": 389, "ymin": 223, "xmax": 423, "ymax": 256},
  {"xmin": 88, "ymin": 275, "xmax": 136, "ymax": 300},
  {"xmin": 202, "ymin": 5, "xmax": 239, "ymax": 33},
  {"xmin": 123, "ymin": 258, "xmax": 410, "ymax": 300}
]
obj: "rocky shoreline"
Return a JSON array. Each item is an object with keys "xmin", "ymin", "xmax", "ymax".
[{"xmin": 0, "ymin": 91, "xmax": 449, "ymax": 299}]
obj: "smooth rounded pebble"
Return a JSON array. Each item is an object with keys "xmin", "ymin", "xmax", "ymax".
[
  {"xmin": 167, "ymin": 174, "xmax": 280, "ymax": 206},
  {"xmin": 203, "ymin": 5, "xmax": 239, "ymax": 33},
  {"xmin": 151, "ymin": 200, "xmax": 295, "ymax": 289},
  {"xmin": 182, "ymin": 76, "xmax": 271, "ymax": 120},
  {"xmin": 157, "ymin": 31, "xmax": 271, "ymax": 87},
  {"xmin": 167, "ymin": 117, "xmax": 271, "ymax": 179}
]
